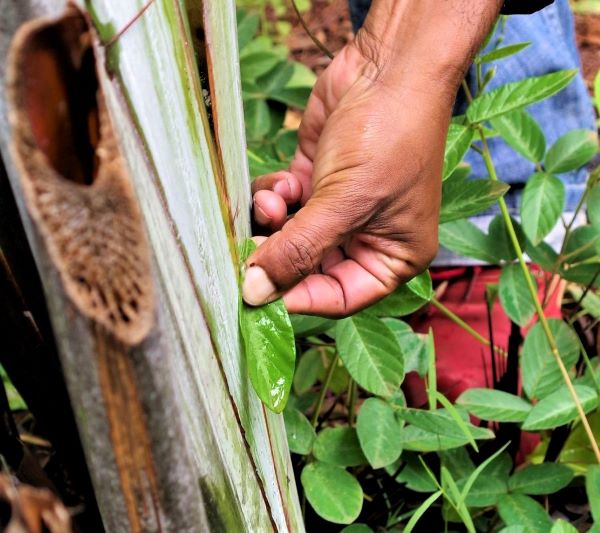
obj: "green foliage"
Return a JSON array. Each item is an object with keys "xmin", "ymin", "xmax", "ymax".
[
  {"xmin": 239, "ymin": 239, "xmax": 296, "ymax": 412},
  {"xmin": 301, "ymin": 462, "xmax": 363, "ymax": 524},
  {"xmin": 236, "ymin": 13, "xmax": 599, "ymax": 531},
  {"xmin": 237, "ymin": 8, "xmax": 316, "ymax": 178}
]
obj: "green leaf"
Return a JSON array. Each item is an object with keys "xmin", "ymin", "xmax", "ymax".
[
  {"xmin": 467, "ymin": 70, "xmax": 578, "ymax": 123},
  {"xmin": 478, "ymin": 42, "xmax": 531, "ymax": 64},
  {"xmin": 283, "ymin": 407, "xmax": 316, "ymax": 455},
  {"xmin": 336, "ymin": 313, "xmax": 404, "ymax": 398},
  {"xmin": 397, "ymin": 408, "xmax": 494, "ymax": 442},
  {"xmin": 497, "ymin": 528, "xmax": 526, "ymax": 533},
  {"xmin": 318, "ymin": 350, "xmax": 350, "ymax": 395},
  {"xmin": 239, "ymin": 51, "xmax": 282, "ymax": 80},
  {"xmin": 525, "ymin": 237, "xmax": 559, "ymax": 271},
  {"xmin": 588, "ymin": 185, "xmax": 600, "ymax": 229},
  {"xmin": 586, "ymin": 466, "xmax": 600, "ymax": 523},
  {"xmin": 456, "ymin": 388, "xmax": 532, "ymax": 422},
  {"xmin": 550, "ymin": 519, "xmax": 579, "ymax": 533},
  {"xmin": 522, "ymin": 384, "xmax": 598, "ymax": 430},
  {"xmin": 439, "ymin": 219, "xmax": 499, "ymax": 263},
  {"xmin": 508, "ymin": 463, "xmax": 574, "ymax": 494},
  {"xmin": 243, "ymin": 98, "xmax": 271, "ymax": 141},
  {"xmin": 313, "ymin": 427, "xmax": 367, "ymax": 467},
  {"xmin": 274, "ymin": 129, "xmax": 298, "ymax": 160},
  {"xmin": 357, "ymin": 398, "xmax": 403, "ymax": 468},
  {"xmin": 293, "ymin": 348, "xmax": 324, "ymax": 395},
  {"xmin": 382, "ymin": 319, "xmax": 428, "ymax": 376},
  {"xmin": 439, "ymin": 448, "xmax": 474, "ymax": 481},
  {"xmin": 490, "ymin": 109, "xmax": 545, "ymax": 163},
  {"xmin": 497, "ymin": 494, "xmax": 552, "ymax": 533},
  {"xmin": 406, "ymin": 270, "xmax": 433, "ymax": 301},
  {"xmin": 368, "ymin": 283, "xmax": 430, "ymax": 317},
  {"xmin": 340, "ymin": 525, "xmax": 373, "ymax": 533},
  {"xmin": 268, "ymin": 86, "xmax": 311, "ymax": 109},
  {"xmin": 404, "ymin": 490, "xmax": 443, "ymax": 533},
  {"xmin": 257, "ymin": 61, "xmax": 294, "ymax": 95},
  {"xmin": 521, "ymin": 319, "xmax": 580, "ymax": 400},
  {"xmin": 395, "ymin": 452, "xmax": 438, "ymax": 492},
  {"xmin": 521, "ymin": 172, "xmax": 565, "ymax": 245},
  {"xmin": 247, "ymin": 149, "xmax": 287, "ymax": 179},
  {"xmin": 301, "ymin": 462, "xmax": 363, "ymax": 524},
  {"xmin": 499, "ymin": 263, "xmax": 536, "ymax": 327},
  {"xmin": 459, "ymin": 443, "xmax": 511, "ymax": 508},
  {"xmin": 544, "ymin": 129, "xmax": 598, "ymax": 174},
  {"xmin": 0, "ymin": 365, "xmax": 26, "ymax": 411},
  {"xmin": 236, "ymin": 9, "xmax": 260, "ymax": 50},
  {"xmin": 443, "ymin": 124, "xmax": 475, "ymax": 181},
  {"xmin": 286, "ymin": 62, "xmax": 317, "ymax": 89},
  {"xmin": 239, "ymin": 240, "xmax": 296, "ymax": 413},
  {"xmin": 290, "ymin": 314, "xmax": 335, "ymax": 337},
  {"xmin": 462, "ymin": 476, "xmax": 507, "ymax": 507},
  {"xmin": 488, "ymin": 215, "xmax": 527, "ymax": 262},
  {"xmin": 440, "ymin": 176, "xmax": 509, "ymax": 223}
]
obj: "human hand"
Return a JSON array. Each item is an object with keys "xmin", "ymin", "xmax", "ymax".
[{"xmin": 242, "ymin": 0, "xmax": 502, "ymax": 317}]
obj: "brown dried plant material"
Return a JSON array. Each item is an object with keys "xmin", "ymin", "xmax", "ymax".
[
  {"xmin": 0, "ymin": 474, "xmax": 72, "ymax": 533},
  {"xmin": 6, "ymin": 4, "xmax": 154, "ymax": 346}
]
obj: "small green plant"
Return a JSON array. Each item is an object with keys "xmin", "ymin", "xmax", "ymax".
[{"xmin": 238, "ymin": 12, "xmax": 600, "ymax": 531}]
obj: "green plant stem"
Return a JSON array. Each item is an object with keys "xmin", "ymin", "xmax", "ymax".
[
  {"xmin": 477, "ymin": 126, "xmax": 600, "ymax": 464},
  {"xmin": 431, "ymin": 297, "xmax": 506, "ymax": 356},
  {"xmin": 311, "ymin": 351, "xmax": 338, "ymax": 427},
  {"xmin": 347, "ymin": 379, "xmax": 357, "ymax": 427}
]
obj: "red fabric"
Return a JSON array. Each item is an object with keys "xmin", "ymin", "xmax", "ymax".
[{"xmin": 403, "ymin": 266, "xmax": 563, "ymax": 460}]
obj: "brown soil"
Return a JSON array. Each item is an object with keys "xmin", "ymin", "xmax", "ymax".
[
  {"xmin": 575, "ymin": 13, "xmax": 600, "ymax": 91},
  {"xmin": 285, "ymin": 0, "xmax": 352, "ymax": 75}
]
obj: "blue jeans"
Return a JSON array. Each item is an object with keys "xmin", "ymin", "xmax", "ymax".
[{"xmin": 348, "ymin": 0, "xmax": 596, "ymax": 264}]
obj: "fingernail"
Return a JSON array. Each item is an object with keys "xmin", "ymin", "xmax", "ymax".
[{"xmin": 242, "ymin": 266, "xmax": 279, "ymax": 306}]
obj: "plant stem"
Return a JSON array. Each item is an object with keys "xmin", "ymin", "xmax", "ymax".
[
  {"xmin": 431, "ymin": 297, "xmax": 506, "ymax": 356},
  {"xmin": 477, "ymin": 126, "xmax": 600, "ymax": 463},
  {"xmin": 311, "ymin": 351, "xmax": 338, "ymax": 427},
  {"xmin": 348, "ymin": 379, "xmax": 357, "ymax": 427}
]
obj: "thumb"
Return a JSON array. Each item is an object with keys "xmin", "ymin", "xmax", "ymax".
[{"xmin": 242, "ymin": 198, "xmax": 350, "ymax": 306}]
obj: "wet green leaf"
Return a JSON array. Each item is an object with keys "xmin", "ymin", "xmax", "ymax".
[
  {"xmin": 457, "ymin": 388, "xmax": 532, "ymax": 422},
  {"xmin": 521, "ymin": 172, "xmax": 565, "ymax": 245},
  {"xmin": 239, "ymin": 240, "xmax": 296, "ymax": 413},
  {"xmin": 301, "ymin": 462, "xmax": 363, "ymax": 524},
  {"xmin": 357, "ymin": 398, "xmax": 403, "ymax": 468},
  {"xmin": 336, "ymin": 313, "xmax": 404, "ymax": 398},
  {"xmin": 467, "ymin": 70, "xmax": 578, "ymax": 123}
]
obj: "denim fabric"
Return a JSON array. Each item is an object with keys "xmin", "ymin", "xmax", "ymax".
[{"xmin": 347, "ymin": 0, "xmax": 596, "ymax": 264}]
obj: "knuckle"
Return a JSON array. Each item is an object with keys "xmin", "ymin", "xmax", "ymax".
[{"xmin": 282, "ymin": 234, "xmax": 320, "ymax": 279}]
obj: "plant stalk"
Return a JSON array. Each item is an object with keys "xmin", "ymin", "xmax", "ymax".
[
  {"xmin": 311, "ymin": 351, "xmax": 339, "ymax": 427},
  {"xmin": 477, "ymin": 126, "xmax": 600, "ymax": 463}
]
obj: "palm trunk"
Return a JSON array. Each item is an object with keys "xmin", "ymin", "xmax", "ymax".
[{"xmin": 0, "ymin": 0, "xmax": 302, "ymax": 531}]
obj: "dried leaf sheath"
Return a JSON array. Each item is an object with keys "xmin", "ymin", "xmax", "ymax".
[{"xmin": 6, "ymin": 5, "xmax": 153, "ymax": 346}]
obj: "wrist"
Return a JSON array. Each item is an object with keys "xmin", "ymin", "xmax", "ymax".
[{"xmin": 354, "ymin": 0, "xmax": 502, "ymax": 97}]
